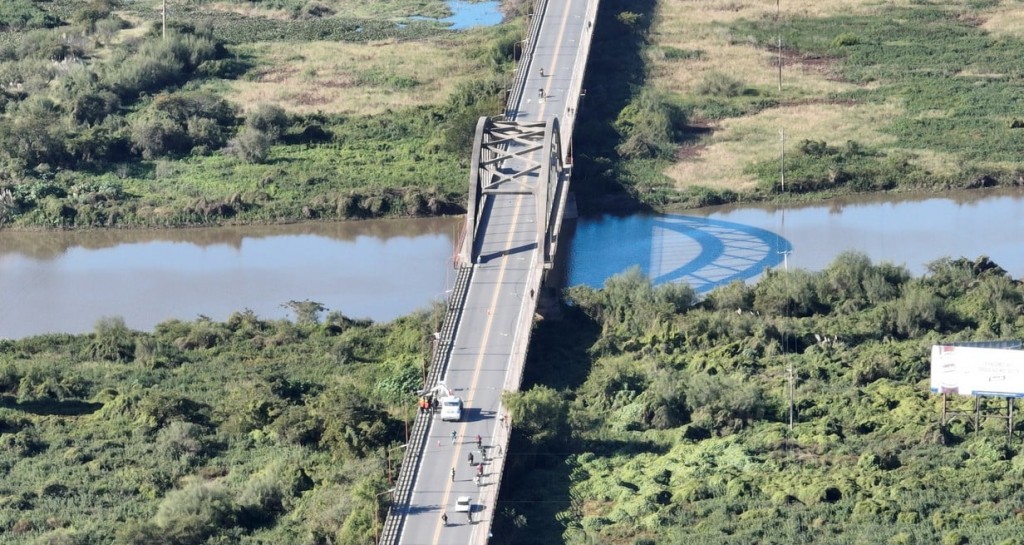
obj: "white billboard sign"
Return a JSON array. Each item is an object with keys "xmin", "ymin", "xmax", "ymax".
[{"xmin": 931, "ymin": 345, "xmax": 1024, "ymax": 397}]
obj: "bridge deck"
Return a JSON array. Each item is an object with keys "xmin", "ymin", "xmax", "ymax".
[{"xmin": 390, "ymin": 0, "xmax": 596, "ymax": 543}]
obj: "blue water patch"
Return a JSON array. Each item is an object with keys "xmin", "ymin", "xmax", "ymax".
[
  {"xmin": 445, "ymin": 0, "xmax": 502, "ymax": 29},
  {"xmin": 568, "ymin": 214, "xmax": 793, "ymax": 294},
  {"xmin": 407, "ymin": 0, "xmax": 503, "ymax": 30}
]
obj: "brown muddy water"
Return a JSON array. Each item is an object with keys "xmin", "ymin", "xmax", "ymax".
[{"xmin": 3, "ymin": 188, "xmax": 1023, "ymax": 339}]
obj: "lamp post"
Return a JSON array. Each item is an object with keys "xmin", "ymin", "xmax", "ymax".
[
  {"xmin": 373, "ymin": 487, "xmax": 396, "ymax": 545},
  {"xmin": 385, "ymin": 444, "xmax": 408, "ymax": 486}
]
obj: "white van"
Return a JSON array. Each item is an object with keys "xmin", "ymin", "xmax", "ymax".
[{"xmin": 440, "ymin": 396, "xmax": 463, "ymax": 421}]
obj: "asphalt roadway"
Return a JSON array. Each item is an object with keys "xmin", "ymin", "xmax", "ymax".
[{"xmin": 395, "ymin": 0, "xmax": 592, "ymax": 543}]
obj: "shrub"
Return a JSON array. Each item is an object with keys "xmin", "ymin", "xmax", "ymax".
[
  {"xmin": 152, "ymin": 483, "xmax": 237, "ymax": 544},
  {"xmin": 683, "ymin": 371, "xmax": 769, "ymax": 434},
  {"xmin": 155, "ymin": 421, "xmax": 208, "ymax": 462},
  {"xmin": 0, "ymin": 0, "xmax": 60, "ymax": 30},
  {"xmin": 0, "ymin": 96, "xmax": 69, "ymax": 170},
  {"xmin": 695, "ymin": 71, "xmax": 744, "ymax": 97},
  {"xmin": 87, "ymin": 316, "xmax": 136, "ymax": 363},
  {"xmin": 225, "ymin": 127, "xmax": 272, "ymax": 164},
  {"xmin": 615, "ymin": 88, "xmax": 685, "ymax": 159},
  {"xmin": 245, "ymin": 103, "xmax": 289, "ymax": 140},
  {"xmin": 131, "ymin": 113, "xmax": 188, "ymax": 159}
]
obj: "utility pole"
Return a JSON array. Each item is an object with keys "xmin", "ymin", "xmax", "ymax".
[
  {"xmin": 777, "ymin": 35, "xmax": 783, "ymax": 92},
  {"xmin": 779, "ymin": 129, "xmax": 785, "ymax": 193},
  {"xmin": 788, "ymin": 359, "xmax": 795, "ymax": 431}
]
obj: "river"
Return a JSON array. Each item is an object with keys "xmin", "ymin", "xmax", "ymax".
[
  {"xmin": 0, "ymin": 218, "xmax": 461, "ymax": 339},
  {"xmin": 1, "ymin": 188, "xmax": 1022, "ymax": 339},
  {"xmin": 567, "ymin": 188, "xmax": 1024, "ymax": 289}
]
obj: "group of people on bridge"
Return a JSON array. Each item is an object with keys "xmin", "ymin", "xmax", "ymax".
[{"xmin": 418, "ymin": 396, "xmax": 438, "ymax": 414}]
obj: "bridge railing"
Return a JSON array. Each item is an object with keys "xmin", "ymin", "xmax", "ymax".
[
  {"xmin": 504, "ymin": 0, "xmax": 549, "ymax": 120},
  {"xmin": 559, "ymin": 0, "xmax": 600, "ymax": 161},
  {"xmin": 378, "ymin": 264, "xmax": 474, "ymax": 545}
]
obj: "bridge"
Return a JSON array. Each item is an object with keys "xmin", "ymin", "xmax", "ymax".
[{"xmin": 378, "ymin": 0, "xmax": 599, "ymax": 543}]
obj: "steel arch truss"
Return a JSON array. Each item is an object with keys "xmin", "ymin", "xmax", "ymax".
[{"xmin": 460, "ymin": 116, "xmax": 566, "ymax": 268}]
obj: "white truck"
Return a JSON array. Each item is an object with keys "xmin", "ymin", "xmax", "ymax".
[
  {"xmin": 440, "ymin": 396, "xmax": 463, "ymax": 422},
  {"xmin": 422, "ymin": 380, "xmax": 463, "ymax": 422}
]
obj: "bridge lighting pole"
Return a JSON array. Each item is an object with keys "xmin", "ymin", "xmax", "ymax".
[
  {"xmin": 385, "ymin": 444, "xmax": 408, "ymax": 486},
  {"xmin": 373, "ymin": 487, "xmax": 396, "ymax": 545}
]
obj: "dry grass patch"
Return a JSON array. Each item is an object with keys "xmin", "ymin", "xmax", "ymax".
[
  {"xmin": 648, "ymin": 1, "xmax": 885, "ymax": 102},
  {"xmin": 666, "ymin": 101, "xmax": 906, "ymax": 192},
  {"xmin": 224, "ymin": 38, "xmax": 479, "ymax": 115},
  {"xmin": 111, "ymin": 11, "xmax": 150, "ymax": 43},
  {"xmin": 650, "ymin": 38, "xmax": 856, "ymax": 99},
  {"xmin": 980, "ymin": 2, "xmax": 1024, "ymax": 37},
  {"xmin": 904, "ymin": 148, "xmax": 960, "ymax": 178},
  {"xmin": 205, "ymin": 1, "xmax": 294, "ymax": 20},
  {"xmin": 653, "ymin": 0, "xmax": 898, "ymax": 29}
]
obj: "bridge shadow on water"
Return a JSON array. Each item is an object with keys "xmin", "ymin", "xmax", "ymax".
[{"xmin": 569, "ymin": 213, "xmax": 793, "ymax": 293}]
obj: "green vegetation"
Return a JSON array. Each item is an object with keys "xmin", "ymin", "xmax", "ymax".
[
  {"xmin": 0, "ymin": 0, "xmax": 518, "ymax": 228},
  {"xmin": 495, "ymin": 255, "xmax": 1024, "ymax": 545},
  {"xmin": 732, "ymin": 4, "xmax": 1024, "ymax": 195},
  {"xmin": 0, "ymin": 307, "xmax": 438, "ymax": 544},
  {"xmin": 576, "ymin": 0, "xmax": 1024, "ymax": 213}
]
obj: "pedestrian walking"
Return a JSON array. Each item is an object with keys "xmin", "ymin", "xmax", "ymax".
[
  {"xmin": 477, "ymin": 463, "xmax": 484, "ymax": 477},
  {"xmin": 473, "ymin": 474, "xmax": 481, "ymax": 487},
  {"xmin": 468, "ymin": 452, "xmax": 474, "ymax": 465},
  {"xmin": 466, "ymin": 511, "xmax": 472, "ymax": 523},
  {"xmin": 450, "ymin": 430, "xmax": 457, "ymax": 445},
  {"xmin": 450, "ymin": 467, "xmax": 455, "ymax": 482},
  {"xmin": 538, "ymin": 88, "xmax": 544, "ymax": 99},
  {"xmin": 475, "ymin": 434, "xmax": 482, "ymax": 448},
  {"xmin": 539, "ymin": 67, "xmax": 545, "ymax": 77},
  {"xmin": 442, "ymin": 512, "xmax": 448, "ymax": 526}
]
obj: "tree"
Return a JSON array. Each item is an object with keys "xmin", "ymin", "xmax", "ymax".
[
  {"xmin": 283, "ymin": 299, "xmax": 327, "ymax": 326},
  {"xmin": 502, "ymin": 385, "xmax": 569, "ymax": 446}
]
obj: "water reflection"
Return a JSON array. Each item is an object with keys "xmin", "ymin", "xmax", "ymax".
[
  {"xmin": 570, "ymin": 188, "xmax": 1024, "ymax": 290},
  {"xmin": 0, "ymin": 218, "xmax": 461, "ymax": 339},
  {"xmin": 406, "ymin": 0, "xmax": 503, "ymax": 30}
]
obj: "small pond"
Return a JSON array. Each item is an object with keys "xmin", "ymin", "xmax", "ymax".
[{"xmin": 408, "ymin": 0, "xmax": 503, "ymax": 30}]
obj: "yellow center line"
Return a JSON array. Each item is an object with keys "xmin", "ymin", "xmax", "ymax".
[
  {"xmin": 430, "ymin": 195, "xmax": 526, "ymax": 544},
  {"xmin": 427, "ymin": 0, "xmax": 582, "ymax": 540}
]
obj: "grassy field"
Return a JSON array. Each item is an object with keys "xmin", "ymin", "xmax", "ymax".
[
  {"xmin": 601, "ymin": 0, "xmax": 1024, "ymax": 208},
  {"xmin": 0, "ymin": 0, "xmax": 519, "ymax": 227}
]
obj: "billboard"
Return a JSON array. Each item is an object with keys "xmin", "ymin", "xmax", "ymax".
[{"xmin": 931, "ymin": 345, "xmax": 1024, "ymax": 397}]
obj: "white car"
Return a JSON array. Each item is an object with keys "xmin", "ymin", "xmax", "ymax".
[
  {"xmin": 454, "ymin": 496, "xmax": 472, "ymax": 513},
  {"xmin": 440, "ymin": 396, "xmax": 463, "ymax": 421}
]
